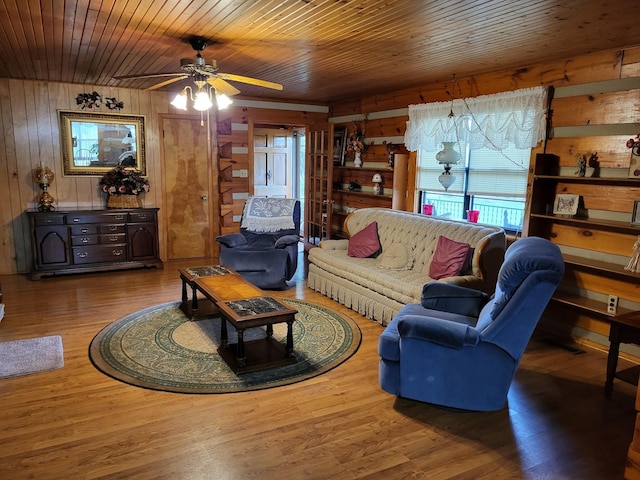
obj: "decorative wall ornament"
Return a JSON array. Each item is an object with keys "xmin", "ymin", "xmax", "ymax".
[
  {"xmin": 76, "ymin": 92, "xmax": 124, "ymax": 110},
  {"xmin": 105, "ymin": 97, "xmax": 124, "ymax": 110}
]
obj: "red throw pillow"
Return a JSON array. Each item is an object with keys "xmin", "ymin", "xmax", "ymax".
[
  {"xmin": 428, "ymin": 236, "xmax": 471, "ymax": 280},
  {"xmin": 348, "ymin": 221, "xmax": 381, "ymax": 258}
]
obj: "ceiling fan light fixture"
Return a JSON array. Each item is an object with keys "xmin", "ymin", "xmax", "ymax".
[
  {"xmin": 193, "ymin": 90, "xmax": 213, "ymax": 111},
  {"xmin": 216, "ymin": 93, "xmax": 233, "ymax": 109},
  {"xmin": 170, "ymin": 90, "xmax": 188, "ymax": 110}
]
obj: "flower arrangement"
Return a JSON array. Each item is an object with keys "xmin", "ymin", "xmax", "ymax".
[
  {"xmin": 627, "ymin": 134, "xmax": 640, "ymax": 156},
  {"xmin": 99, "ymin": 166, "xmax": 150, "ymax": 195},
  {"xmin": 346, "ymin": 121, "xmax": 368, "ymax": 154}
]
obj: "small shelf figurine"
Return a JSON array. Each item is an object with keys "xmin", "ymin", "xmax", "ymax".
[
  {"xmin": 372, "ymin": 173, "xmax": 383, "ymax": 195},
  {"xmin": 575, "ymin": 154, "xmax": 587, "ymax": 177},
  {"xmin": 348, "ymin": 180, "xmax": 362, "ymax": 192}
]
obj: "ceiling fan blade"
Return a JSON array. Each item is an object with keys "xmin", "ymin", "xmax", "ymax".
[
  {"xmin": 207, "ymin": 77, "xmax": 241, "ymax": 96},
  {"xmin": 145, "ymin": 75, "xmax": 190, "ymax": 91},
  {"xmin": 217, "ymin": 73, "xmax": 283, "ymax": 91},
  {"xmin": 114, "ymin": 72, "xmax": 185, "ymax": 80}
]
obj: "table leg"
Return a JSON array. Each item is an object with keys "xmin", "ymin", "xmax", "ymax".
[
  {"xmin": 191, "ymin": 285, "xmax": 198, "ymax": 313},
  {"xmin": 181, "ymin": 278, "xmax": 188, "ymax": 304},
  {"xmin": 286, "ymin": 320, "xmax": 294, "ymax": 357},
  {"xmin": 220, "ymin": 317, "xmax": 228, "ymax": 348},
  {"xmin": 237, "ymin": 329, "xmax": 246, "ymax": 367},
  {"xmin": 605, "ymin": 323, "xmax": 622, "ymax": 398},
  {"xmin": 266, "ymin": 324, "xmax": 273, "ymax": 341}
]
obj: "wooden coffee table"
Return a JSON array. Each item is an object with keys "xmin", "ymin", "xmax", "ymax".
[
  {"xmin": 178, "ymin": 265, "xmax": 231, "ymax": 320},
  {"xmin": 181, "ymin": 266, "xmax": 298, "ymax": 374}
]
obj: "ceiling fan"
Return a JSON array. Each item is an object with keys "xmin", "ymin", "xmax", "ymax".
[{"xmin": 114, "ymin": 36, "xmax": 283, "ymax": 99}]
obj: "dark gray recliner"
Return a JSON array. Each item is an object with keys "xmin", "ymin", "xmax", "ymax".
[{"xmin": 215, "ymin": 197, "xmax": 300, "ymax": 290}]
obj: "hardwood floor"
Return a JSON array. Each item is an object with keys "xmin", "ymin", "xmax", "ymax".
[{"xmin": 0, "ymin": 256, "xmax": 637, "ymax": 479}]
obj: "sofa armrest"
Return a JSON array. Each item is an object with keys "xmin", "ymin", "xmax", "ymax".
[
  {"xmin": 274, "ymin": 234, "xmax": 300, "ymax": 248},
  {"xmin": 421, "ymin": 282, "xmax": 489, "ymax": 317},
  {"xmin": 398, "ymin": 315, "xmax": 480, "ymax": 349},
  {"xmin": 318, "ymin": 239, "xmax": 349, "ymax": 250},
  {"xmin": 216, "ymin": 232, "xmax": 247, "ymax": 248}
]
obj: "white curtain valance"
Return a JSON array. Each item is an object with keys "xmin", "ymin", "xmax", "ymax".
[{"xmin": 404, "ymin": 86, "xmax": 548, "ymax": 152}]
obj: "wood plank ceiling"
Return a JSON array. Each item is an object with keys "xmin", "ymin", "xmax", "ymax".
[{"xmin": 1, "ymin": 0, "xmax": 640, "ymax": 104}]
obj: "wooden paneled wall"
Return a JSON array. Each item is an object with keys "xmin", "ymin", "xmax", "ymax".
[
  {"xmin": 328, "ymin": 46, "xmax": 640, "ymax": 350},
  {"xmin": 0, "ymin": 79, "xmax": 171, "ymax": 275},
  {"xmin": 0, "ymin": 82, "xmax": 329, "ymax": 276}
]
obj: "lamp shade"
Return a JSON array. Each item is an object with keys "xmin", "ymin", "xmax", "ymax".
[
  {"xmin": 216, "ymin": 93, "xmax": 233, "ymax": 109},
  {"xmin": 435, "ymin": 142, "xmax": 461, "ymax": 165},
  {"xmin": 193, "ymin": 91, "xmax": 213, "ymax": 111},
  {"xmin": 170, "ymin": 92, "xmax": 188, "ymax": 110}
]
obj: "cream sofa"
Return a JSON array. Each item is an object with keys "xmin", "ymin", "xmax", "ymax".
[{"xmin": 307, "ymin": 208, "xmax": 506, "ymax": 326}]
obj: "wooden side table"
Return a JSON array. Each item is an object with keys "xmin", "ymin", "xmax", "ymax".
[{"xmin": 606, "ymin": 311, "xmax": 640, "ymax": 398}]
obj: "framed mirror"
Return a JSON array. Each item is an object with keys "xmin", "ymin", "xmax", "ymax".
[{"xmin": 59, "ymin": 110, "xmax": 146, "ymax": 176}]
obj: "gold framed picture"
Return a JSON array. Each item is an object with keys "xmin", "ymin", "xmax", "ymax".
[{"xmin": 59, "ymin": 110, "xmax": 146, "ymax": 176}]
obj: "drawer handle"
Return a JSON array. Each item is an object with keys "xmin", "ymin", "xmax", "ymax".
[
  {"xmin": 72, "ymin": 217, "xmax": 80, "ymax": 223},
  {"xmin": 81, "ymin": 238, "xmax": 90, "ymax": 243},
  {"xmin": 108, "ymin": 226, "xmax": 118, "ymax": 231},
  {"xmin": 112, "ymin": 249, "xmax": 124, "ymax": 256},
  {"xmin": 115, "ymin": 215, "xmax": 125, "ymax": 221},
  {"xmin": 76, "ymin": 252, "xmax": 88, "ymax": 258},
  {"xmin": 137, "ymin": 215, "xmax": 148, "ymax": 220},
  {"xmin": 109, "ymin": 236, "xmax": 119, "ymax": 241},
  {"xmin": 81, "ymin": 228, "xmax": 89, "ymax": 233}
]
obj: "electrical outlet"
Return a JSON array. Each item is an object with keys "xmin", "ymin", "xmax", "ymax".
[{"xmin": 607, "ymin": 294, "xmax": 619, "ymax": 315}]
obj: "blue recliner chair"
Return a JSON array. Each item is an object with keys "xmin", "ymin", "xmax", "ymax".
[
  {"xmin": 215, "ymin": 197, "xmax": 300, "ymax": 290},
  {"xmin": 378, "ymin": 236, "xmax": 564, "ymax": 411}
]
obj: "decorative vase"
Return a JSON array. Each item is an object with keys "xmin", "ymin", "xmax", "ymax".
[
  {"xmin": 107, "ymin": 194, "xmax": 142, "ymax": 208},
  {"xmin": 629, "ymin": 151, "xmax": 640, "ymax": 178},
  {"xmin": 354, "ymin": 151, "xmax": 363, "ymax": 168}
]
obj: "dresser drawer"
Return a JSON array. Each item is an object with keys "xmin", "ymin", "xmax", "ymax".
[
  {"xmin": 99, "ymin": 224, "xmax": 125, "ymax": 234},
  {"xmin": 71, "ymin": 235, "xmax": 99, "ymax": 246},
  {"xmin": 70, "ymin": 225, "xmax": 98, "ymax": 235},
  {"xmin": 72, "ymin": 245, "xmax": 127, "ymax": 264},
  {"xmin": 100, "ymin": 233, "xmax": 126, "ymax": 244},
  {"xmin": 129, "ymin": 211, "xmax": 155, "ymax": 223},
  {"xmin": 34, "ymin": 214, "xmax": 65, "ymax": 226},
  {"xmin": 66, "ymin": 213, "xmax": 127, "ymax": 224}
]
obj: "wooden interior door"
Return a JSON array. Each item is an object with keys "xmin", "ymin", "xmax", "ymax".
[
  {"xmin": 304, "ymin": 122, "xmax": 333, "ymax": 250},
  {"xmin": 253, "ymin": 128, "xmax": 292, "ymax": 198},
  {"xmin": 161, "ymin": 115, "xmax": 213, "ymax": 260}
]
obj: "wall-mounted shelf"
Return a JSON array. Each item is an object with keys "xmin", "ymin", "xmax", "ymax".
[
  {"xmin": 551, "ymin": 291, "xmax": 635, "ymax": 318},
  {"xmin": 533, "ymin": 174, "xmax": 640, "ymax": 187},
  {"xmin": 529, "ymin": 213, "xmax": 640, "ymax": 234}
]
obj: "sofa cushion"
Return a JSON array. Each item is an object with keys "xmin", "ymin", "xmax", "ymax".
[
  {"xmin": 377, "ymin": 242, "xmax": 413, "ymax": 270},
  {"xmin": 348, "ymin": 221, "xmax": 381, "ymax": 258},
  {"xmin": 428, "ymin": 236, "xmax": 471, "ymax": 280}
]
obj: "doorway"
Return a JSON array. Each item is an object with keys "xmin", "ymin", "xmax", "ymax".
[
  {"xmin": 253, "ymin": 127, "xmax": 292, "ymax": 198},
  {"xmin": 252, "ymin": 125, "xmax": 306, "ymax": 230}
]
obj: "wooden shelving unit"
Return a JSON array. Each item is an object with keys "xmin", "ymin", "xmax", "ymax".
[
  {"xmin": 330, "ymin": 164, "xmax": 394, "ymax": 237},
  {"xmin": 526, "ymin": 153, "xmax": 640, "ymax": 327}
]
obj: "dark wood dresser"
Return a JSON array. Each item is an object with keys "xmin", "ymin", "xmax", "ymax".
[{"xmin": 27, "ymin": 208, "xmax": 163, "ymax": 280}]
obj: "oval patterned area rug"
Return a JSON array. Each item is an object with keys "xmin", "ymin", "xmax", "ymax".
[{"xmin": 89, "ymin": 298, "xmax": 361, "ymax": 394}]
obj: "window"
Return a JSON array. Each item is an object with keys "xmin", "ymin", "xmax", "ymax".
[
  {"xmin": 417, "ymin": 143, "xmax": 531, "ymax": 233},
  {"xmin": 405, "ymin": 86, "xmax": 548, "ymax": 234}
]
